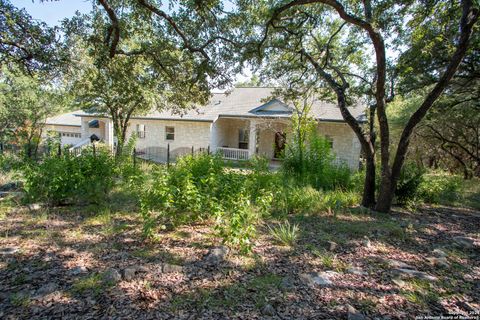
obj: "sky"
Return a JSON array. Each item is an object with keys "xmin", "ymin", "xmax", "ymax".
[{"xmin": 10, "ymin": 0, "xmax": 93, "ymax": 26}]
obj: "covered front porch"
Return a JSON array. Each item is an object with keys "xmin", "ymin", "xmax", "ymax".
[
  {"xmin": 211, "ymin": 117, "xmax": 290, "ymax": 161},
  {"xmin": 79, "ymin": 117, "xmax": 114, "ymax": 145}
]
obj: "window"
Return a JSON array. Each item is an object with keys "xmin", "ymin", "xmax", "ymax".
[
  {"xmin": 59, "ymin": 131, "xmax": 81, "ymax": 138},
  {"xmin": 136, "ymin": 124, "xmax": 146, "ymax": 139},
  {"xmin": 238, "ymin": 128, "xmax": 249, "ymax": 149},
  {"xmin": 165, "ymin": 126, "xmax": 175, "ymax": 141}
]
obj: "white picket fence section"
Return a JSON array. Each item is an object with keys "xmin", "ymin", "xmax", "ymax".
[{"xmin": 216, "ymin": 147, "xmax": 249, "ymax": 160}]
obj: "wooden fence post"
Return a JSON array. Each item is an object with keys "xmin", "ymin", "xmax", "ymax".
[
  {"xmin": 191, "ymin": 145, "xmax": 194, "ymax": 156},
  {"xmin": 167, "ymin": 143, "xmax": 170, "ymax": 168},
  {"xmin": 207, "ymin": 145, "xmax": 210, "ymax": 155},
  {"xmin": 92, "ymin": 142, "xmax": 96, "ymax": 157},
  {"xmin": 57, "ymin": 144, "xmax": 61, "ymax": 157}
]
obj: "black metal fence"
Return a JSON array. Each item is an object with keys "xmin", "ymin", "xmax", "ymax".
[
  {"xmin": 1, "ymin": 141, "xmax": 212, "ymax": 167},
  {"xmin": 133, "ymin": 144, "xmax": 210, "ymax": 166},
  {"xmin": 0, "ymin": 142, "xmax": 52, "ymax": 159}
]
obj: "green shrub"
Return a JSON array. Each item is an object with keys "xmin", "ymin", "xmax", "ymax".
[
  {"xmin": 273, "ymin": 186, "xmax": 322, "ymax": 215},
  {"xmin": 23, "ymin": 147, "xmax": 116, "ymax": 205},
  {"xmin": 215, "ymin": 194, "xmax": 258, "ymax": 254},
  {"xmin": 395, "ymin": 163, "xmax": 425, "ymax": 205},
  {"xmin": 282, "ymin": 109, "xmax": 351, "ymax": 190},
  {"xmin": 394, "ymin": 165, "xmax": 462, "ymax": 207},
  {"xmin": 0, "ymin": 152, "xmax": 24, "ymax": 172},
  {"xmin": 272, "ymin": 186, "xmax": 360, "ymax": 215},
  {"xmin": 418, "ymin": 172, "xmax": 462, "ymax": 204},
  {"xmin": 139, "ymin": 152, "xmax": 359, "ymax": 252}
]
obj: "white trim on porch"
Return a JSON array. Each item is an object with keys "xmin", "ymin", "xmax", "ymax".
[{"xmin": 216, "ymin": 147, "xmax": 249, "ymax": 160}]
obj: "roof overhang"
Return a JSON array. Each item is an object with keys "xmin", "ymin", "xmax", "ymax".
[{"xmin": 45, "ymin": 123, "xmax": 81, "ymax": 127}]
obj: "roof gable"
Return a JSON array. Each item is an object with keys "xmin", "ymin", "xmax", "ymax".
[{"xmin": 249, "ymin": 99, "xmax": 293, "ymax": 115}]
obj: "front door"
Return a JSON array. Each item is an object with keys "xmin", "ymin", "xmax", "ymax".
[{"xmin": 274, "ymin": 131, "xmax": 286, "ymax": 159}]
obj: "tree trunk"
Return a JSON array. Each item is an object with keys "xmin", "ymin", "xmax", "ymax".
[
  {"xmin": 375, "ymin": 0, "xmax": 479, "ymax": 213},
  {"xmin": 362, "ymin": 155, "xmax": 376, "ymax": 208},
  {"xmin": 375, "ymin": 170, "xmax": 394, "ymax": 213}
]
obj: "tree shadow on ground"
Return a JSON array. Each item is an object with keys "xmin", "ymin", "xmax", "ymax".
[{"xmin": 1, "ymin": 200, "xmax": 479, "ymax": 319}]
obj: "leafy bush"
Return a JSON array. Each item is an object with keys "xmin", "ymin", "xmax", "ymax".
[
  {"xmin": 418, "ymin": 172, "xmax": 462, "ymax": 204},
  {"xmin": 394, "ymin": 165, "xmax": 462, "ymax": 208},
  {"xmin": 139, "ymin": 152, "xmax": 360, "ymax": 252},
  {"xmin": 395, "ymin": 163, "xmax": 426, "ymax": 205},
  {"xmin": 268, "ymin": 220, "xmax": 300, "ymax": 246},
  {"xmin": 0, "ymin": 152, "xmax": 24, "ymax": 172},
  {"xmin": 272, "ymin": 186, "xmax": 360, "ymax": 216},
  {"xmin": 23, "ymin": 147, "xmax": 116, "ymax": 205},
  {"xmin": 282, "ymin": 109, "xmax": 351, "ymax": 190},
  {"xmin": 215, "ymin": 194, "xmax": 258, "ymax": 254}
]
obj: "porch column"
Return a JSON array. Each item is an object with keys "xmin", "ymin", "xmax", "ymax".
[
  {"xmin": 106, "ymin": 120, "xmax": 114, "ymax": 147},
  {"xmin": 209, "ymin": 121, "xmax": 218, "ymax": 153},
  {"xmin": 81, "ymin": 120, "xmax": 89, "ymax": 140},
  {"xmin": 248, "ymin": 119, "xmax": 257, "ymax": 158}
]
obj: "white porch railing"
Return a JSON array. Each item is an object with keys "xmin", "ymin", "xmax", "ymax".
[
  {"xmin": 69, "ymin": 138, "xmax": 91, "ymax": 156},
  {"xmin": 216, "ymin": 147, "xmax": 249, "ymax": 160}
]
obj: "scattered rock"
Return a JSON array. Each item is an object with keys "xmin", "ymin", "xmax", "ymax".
[
  {"xmin": 1, "ymin": 191, "xmax": 23, "ymax": 199},
  {"xmin": 0, "ymin": 181, "xmax": 20, "ymax": 191},
  {"xmin": 432, "ymin": 248, "xmax": 447, "ymax": 258},
  {"xmin": 162, "ymin": 263, "xmax": 183, "ymax": 273},
  {"xmin": 327, "ymin": 241, "xmax": 338, "ymax": 251},
  {"xmin": 453, "ymin": 236, "xmax": 477, "ymax": 250},
  {"xmin": 135, "ymin": 265, "xmax": 149, "ymax": 273},
  {"xmin": 300, "ymin": 272, "xmax": 335, "ymax": 287},
  {"xmin": 69, "ymin": 266, "xmax": 88, "ymax": 275},
  {"xmin": 362, "ymin": 237, "xmax": 372, "ymax": 249},
  {"xmin": 35, "ymin": 283, "xmax": 58, "ymax": 296},
  {"xmin": 426, "ymin": 256, "xmax": 449, "ymax": 268},
  {"xmin": 104, "ymin": 268, "xmax": 122, "ymax": 283},
  {"xmin": 347, "ymin": 267, "xmax": 367, "ymax": 276},
  {"xmin": 123, "ymin": 267, "xmax": 137, "ymax": 281},
  {"xmin": 280, "ymin": 276, "xmax": 294, "ymax": 290},
  {"xmin": 392, "ymin": 268, "xmax": 438, "ymax": 282},
  {"xmin": 27, "ymin": 203, "xmax": 43, "ymax": 211},
  {"xmin": 262, "ymin": 304, "xmax": 276, "ymax": 316},
  {"xmin": 203, "ymin": 246, "xmax": 228, "ymax": 265},
  {"xmin": 0, "ymin": 246, "xmax": 19, "ymax": 255},
  {"xmin": 346, "ymin": 304, "xmax": 366, "ymax": 320},
  {"xmin": 386, "ymin": 259, "xmax": 416, "ymax": 270},
  {"xmin": 458, "ymin": 301, "xmax": 478, "ymax": 312},
  {"xmin": 392, "ymin": 278, "xmax": 406, "ymax": 287}
]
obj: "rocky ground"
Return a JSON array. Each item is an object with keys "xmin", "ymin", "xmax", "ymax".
[{"xmin": 0, "ymin": 193, "xmax": 479, "ymax": 319}]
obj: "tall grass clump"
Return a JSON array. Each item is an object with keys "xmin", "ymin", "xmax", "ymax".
[{"xmin": 268, "ymin": 220, "xmax": 300, "ymax": 246}]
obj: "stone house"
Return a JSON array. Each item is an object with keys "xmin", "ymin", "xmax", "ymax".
[{"xmin": 44, "ymin": 87, "xmax": 365, "ymax": 170}]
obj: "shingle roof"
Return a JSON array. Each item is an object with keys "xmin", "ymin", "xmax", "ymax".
[
  {"xmin": 58, "ymin": 88, "xmax": 366, "ymax": 125},
  {"xmin": 45, "ymin": 110, "xmax": 82, "ymax": 127}
]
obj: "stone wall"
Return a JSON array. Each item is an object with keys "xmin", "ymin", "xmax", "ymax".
[
  {"xmin": 317, "ymin": 122, "xmax": 361, "ymax": 170},
  {"xmin": 43, "ymin": 124, "xmax": 82, "ymax": 146},
  {"xmin": 126, "ymin": 118, "xmax": 212, "ymax": 152}
]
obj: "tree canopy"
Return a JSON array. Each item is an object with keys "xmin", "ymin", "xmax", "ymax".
[
  {"xmin": 233, "ymin": 0, "xmax": 479, "ymax": 212},
  {"xmin": 0, "ymin": 0, "xmax": 63, "ymax": 74}
]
